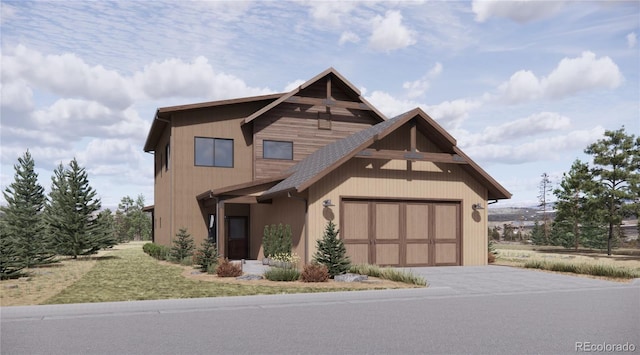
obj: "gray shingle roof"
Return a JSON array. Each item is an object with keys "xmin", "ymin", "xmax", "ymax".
[{"xmin": 262, "ymin": 114, "xmax": 406, "ymax": 198}]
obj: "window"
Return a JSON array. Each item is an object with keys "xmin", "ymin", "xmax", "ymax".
[
  {"xmin": 195, "ymin": 137, "xmax": 233, "ymax": 167},
  {"xmin": 164, "ymin": 143, "xmax": 170, "ymax": 171},
  {"xmin": 263, "ymin": 140, "xmax": 293, "ymax": 160}
]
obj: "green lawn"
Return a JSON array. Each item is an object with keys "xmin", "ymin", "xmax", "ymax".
[{"xmin": 44, "ymin": 246, "xmax": 365, "ymax": 304}]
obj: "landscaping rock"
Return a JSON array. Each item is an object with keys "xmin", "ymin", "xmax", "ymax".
[
  {"xmin": 334, "ymin": 273, "xmax": 368, "ymax": 282},
  {"xmin": 236, "ymin": 274, "xmax": 263, "ymax": 281}
]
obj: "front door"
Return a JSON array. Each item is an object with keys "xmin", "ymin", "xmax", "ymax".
[{"xmin": 227, "ymin": 216, "xmax": 248, "ymax": 260}]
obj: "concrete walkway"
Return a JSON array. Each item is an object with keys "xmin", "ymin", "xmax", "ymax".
[{"xmin": 400, "ymin": 265, "xmax": 632, "ymax": 295}]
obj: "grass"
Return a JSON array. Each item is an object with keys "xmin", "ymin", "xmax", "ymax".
[
  {"xmin": 350, "ymin": 264, "xmax": 427, "ymax": 286},
  {"xmin": 495, "ymin": 246, "xmax": 640, "ymax": 281},
  {"xmin": 44, "ymin": 247, "xmax": 363, "ymax": 305},
  {"xmin": 523, "ymin": 259, "xmax": 640, "ymax": 279}
]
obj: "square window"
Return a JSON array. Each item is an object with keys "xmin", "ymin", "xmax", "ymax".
[
  {"xmin": 263, "ymin": 140, "xmax": 293, "ymax": 160},
  {"xmin": 195, "ymin": 137, "xmax": 233, "ymax": 167}
]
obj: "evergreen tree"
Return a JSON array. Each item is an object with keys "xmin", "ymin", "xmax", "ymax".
[
  {"xmin": 194, "ymin": 238, "xmax": 218, "ymax": 273},
  {"xmin": 530, "ymin": 220, "xmax": 546, "ymax": 246},
  {"xmin": 1, "ymin": 151, "xmax": 55, "ymax": 267},
  {"xmin": 552, "ymin": 159, "xmax": 599, "ymax": 250},
  {"xmin": 170, "ymin": 228, "xmax": 195, "ymax": 262},
  {"xmin": 0, "ymin": 219, "xmax": 27, "ymax": 279},
  {"xmin": 584, "ymin": 127, "xmax": 639, "ymax": 255},
  {"xmin": 44, "ymin": 159, "xmax": 116, "ymax": 258},
  {"xmin": 313, "ymin": 221, "xmax": 350, "ymax": 278},
  {"xmin": 115, "ymin": 195, "xmax": 151, "ymax": 242},
  {"xmin": 538, "ymin": 172, "xmax": 552, "ymax": 244}
]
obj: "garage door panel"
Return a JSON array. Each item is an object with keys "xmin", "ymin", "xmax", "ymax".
[
  {"xmin": 406, "ymin": 204, "xmax": 429, "ymax": 240},
  {"xmin": 375, "ymin": 244, "xmax": 399, "ymax": 265},
  {"xmin": 375, "ymin": 203, "xmax": 400, "ymax": 240},
  {"xmin": 344, "ymin": 244, "xmax": 369, "ymax": 265},
  {"xmin": 434, "ymin": 204, "xmax": 458, "ymax": 240},
  {"xmin": 343, "ymin": 202, "xmax": 369, "ymax": 240},
  {"xmin": 406, "ymin": 243, "xmax": 429, "ymax": 265},
  {"xmin": 435, "ymin": 243, "xmax": 458, "ymax": 265}
]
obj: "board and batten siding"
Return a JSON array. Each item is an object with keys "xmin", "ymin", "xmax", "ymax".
[
  {"xmin": 307, "ymin": 158, "xmax": 489, "ymax": 266},
  {"xmin": 253, "ymin": 103, "xmax": 378, "ymax": 179},
  {"xmin": 168, "ymin": 109, "xmax": 255, "ymax": 247},
  {"xmin": 152, "ymin": 128, "xmax": 172, "ymax": 246}
]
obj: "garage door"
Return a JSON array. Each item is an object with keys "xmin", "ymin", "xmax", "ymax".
[{"xmin": 341, "ymin": 199, "xmax": 460, "ymax": 267}]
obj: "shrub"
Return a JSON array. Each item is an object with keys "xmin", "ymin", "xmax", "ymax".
[
  {"xmin": 170, "ymin": 228, "xmax": 194, "ymax": 262},
  {"xmin": 263, "ymin": 224, "xmax": 293, "ymax": 258},
  {"xmin": 300, "ymin": 263, "xmax": 329, "ymax": 282},
  {"xmin": 264, "ymin": 267, "xmax": 301, "ymax": 282},
  {"xmin": 349, "ymin": 264, "xmax": 427, "ymax": 286},
  {"xmin": 488, "ymin": 252, "xmax": 496, "ymax": 264},
  {"xmin": 142, "ymin": 243, "xmax": 171, "ymax": 260},
  {"xmin": 216, "ymin": 258, "xmax": 243, "ymax": 277},
  {"xmin": 313, "ymin": 221, "xmax": 350, "ymax": 278},
  {"xmin": 193, "ymin": 239, "xmax": 218, "ymax": 273}
]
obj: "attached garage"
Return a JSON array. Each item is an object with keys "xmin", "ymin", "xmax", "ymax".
[{"xmin": 341, "ymin": 199, "xmax": 460, "ymax": 267}]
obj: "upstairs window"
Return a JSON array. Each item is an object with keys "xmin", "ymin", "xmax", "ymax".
[
  {"xmin": 195, "ymin": 137, "xmax": 233, "ymax": 167},
  {"xmin": 263, "ymin": 140, "xmax": 293, "ymax": 160}
]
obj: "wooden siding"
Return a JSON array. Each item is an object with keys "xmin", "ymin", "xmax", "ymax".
[
  {"xmin": 306, "ymin": 127, "xmax": 489, "ymax": 266},
  {"xmin": 250, "ymin": 195, "xmax": 307, "ymax": 263},
  {"xmin": 253, "ymin": 103, "xmax": 378, "ymax": 179}
]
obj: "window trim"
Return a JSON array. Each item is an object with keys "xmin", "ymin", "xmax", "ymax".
[
  {"xmin": 194, "ymin": 137, "xmax": 234, "ymax": 168},
  {"xmin": 263, "ymin": 140, "xmax": 294, "ymax": 160},
  {"xmin": 164, "ymin": 142, "xmax": 170, "ymax": 171}
]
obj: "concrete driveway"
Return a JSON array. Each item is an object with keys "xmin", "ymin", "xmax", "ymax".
[{"xmin": 399, "ymin": 265, "xmax": 635, "ymax": 295}]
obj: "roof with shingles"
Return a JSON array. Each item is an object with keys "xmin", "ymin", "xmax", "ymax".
[
  {"xmin": 260, "ymin": 108, "xmax": 511, "ymax": 201},
  {"xmin": 261, "ymin": 113, "xmax": 408, "ymax": 199}
]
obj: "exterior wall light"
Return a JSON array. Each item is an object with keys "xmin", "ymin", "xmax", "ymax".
[
  {"xmin": 472, "ymin": 203, "xmax": 484, "ymax": 210},
  {"xmin": 322, "ymin": 199, "xmax": 335, "ymax": 207}
]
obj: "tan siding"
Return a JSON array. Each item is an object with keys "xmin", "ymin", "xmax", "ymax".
[
  {"xmin": 254, "ymin": 103, "xmax": 378, "ymax": 179},
  {"xmin": 153, "ymin": 128, "xmax": 172, "ymax": 246},
  {"xmin": 250, "ymin": 195, "xmax": 307, "ymax": 263},
  {"xmin": 306, "ymin": 128, "xmax": 489, "ymax": 265}
]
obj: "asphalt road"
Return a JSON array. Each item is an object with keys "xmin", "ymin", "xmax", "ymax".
[{"xmin": 2, "ymin": 281, "xmax": 639, "ymax": 355}]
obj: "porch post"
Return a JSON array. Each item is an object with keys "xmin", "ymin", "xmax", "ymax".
[{"xmin": 217, "ymin": 199, "xmax": 226, "ymax": 258}]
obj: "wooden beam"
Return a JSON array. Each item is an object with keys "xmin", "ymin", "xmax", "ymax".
[
  {"xmin": 410, "ymin": 121, "xmax": 417, "ymax": 152},
  {"xmin": 217, "ymin": 201, "xmax": 225, "ymax": 258},
  {"xmin": 220, "ymin": 196, "xmax": 260, "ymax": 204},
  {"xmin": 326, "ymin": 76, "xmax": 331, "ymax": 99},
  {"xmin": 355, "ymin": 149, "xmax": 468, "ymax": 164},
  {"xmin": 284, "ymin": 96, "xmax": 372, "ymax": 110}
]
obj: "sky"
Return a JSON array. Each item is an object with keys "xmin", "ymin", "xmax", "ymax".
[{"xmin": 1, "ymin": 0, "xmax": 638, "ymax": 210}]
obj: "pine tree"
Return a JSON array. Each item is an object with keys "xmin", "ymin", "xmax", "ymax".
[
  {"xmin": 115, "ymin": 195, "xmax": 151, "ymax": 242},
  {"xmin": 44, "ymin": 159, "xmax": 116, "ymax": 258},
  {"xmin": 0, "ymin": 219, "xmax": 27, "ymax": 279},
  {"xmin": 538, "ymin": 172, "xmax": 552, "ymax": 244},
  {"xmin": 584, "ymin": 127, "xmax": 639, "ymax": 255},
  {"xmin": 552, "ymin": 159, "xmax": 598, "ymax": 250},
  {"xmin": 170, "ymin": 228, "xmax": 194, "ymax": 262},
  {"xmin": 1, "ymin": 150, "xmax": 55, "ymax": 267},
  {"xmin": 530, "ymin": 220, "xmax": 546, "ymax": 246},
  {"xmin": 194, "ymin": 238, "xmax": 218, "ymax": 273},
  {"xmin": 313, "ymin": 221, "xmax": 350, "ymax": 278}
]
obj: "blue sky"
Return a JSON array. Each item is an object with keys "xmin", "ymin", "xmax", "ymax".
[{"xmin": 1, "ymin": 0, "xmax": 638, "ymax": 209}]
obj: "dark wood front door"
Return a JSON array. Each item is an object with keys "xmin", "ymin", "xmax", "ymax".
[{"xmin": 227, "ymin": 216, "xmax": 248, "ymax": 260}]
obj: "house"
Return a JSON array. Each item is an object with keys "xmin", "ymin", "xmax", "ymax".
[{"xmin": 143, "ymin": 68, "xmax": 511, "ymax": 267}]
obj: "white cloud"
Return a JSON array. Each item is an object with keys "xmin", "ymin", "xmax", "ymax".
[
  {"xmin": 307, "ymin": 1, "xmax": 358, "ymax": 28},
  {"xmin": 369, "ymin": 10, "xmax": 416, "ymax": 52},
  {"xmin": 0, "ymin": 80, "xmax": 33, "ymax": 113},
  {"xmin": 403, "ymin": 62, "xmax": 443, "ymax": 98},
  {"xmin": 284, "ymin": 79, "xmax": 306, "ymax": 92},
  {"xmin": 472, "ymin": 0, "xmax": 565, "ymax": 23},
  {"xmin": 459, "ymin": 112, "xmax": 571, "ymax": 146},
  {"xmin": 496, "ymin": 51, "xmax": 623, "ymax": 103},
  {"xmin": 339, "ymin": 31, "xmax": 360, "ymax": 45},
  {"xmin": 465, "ymin": 126, "xmax": 605, "ymax": 164},
  {"xmin": 2, "ymin": 45, "xmax": 134, "ymax": 109},
  {"xmin": 425, "ymin": 99, "xmax": 482, "ymax": 130},
  {"xmin": 133, "ymin": 56, "xmax": 273, "ymax": 100},
  {"xmin": 627, "ymin": 32, "xmax": 637, "ymax": 49},
  {"xmin": 366, "ymin": 90, "xmax": 421, "ymax": 118}
]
